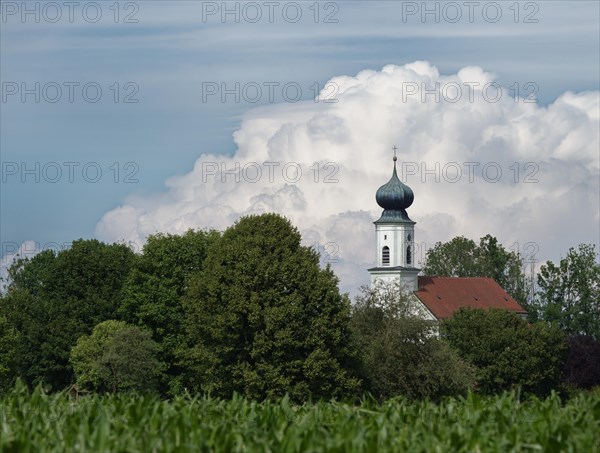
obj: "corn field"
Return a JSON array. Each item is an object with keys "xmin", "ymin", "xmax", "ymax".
[{"xmin": 1, "ymin": 385, "xmax": 598, "ymax": 452}]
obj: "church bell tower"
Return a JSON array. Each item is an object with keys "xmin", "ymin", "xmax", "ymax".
[{"xmin": 368, "ymin": 148, "xmax": 420, "ymax": 292}]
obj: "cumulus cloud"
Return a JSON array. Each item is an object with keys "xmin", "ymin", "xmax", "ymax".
[{"xmin": 95, "ymin": 62, "xmax": 600, "ymax": 296}]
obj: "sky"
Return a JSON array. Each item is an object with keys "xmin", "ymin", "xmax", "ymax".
[{"xmin": 1, "ymin": 1, "xmax": 599, "ymax": 296}]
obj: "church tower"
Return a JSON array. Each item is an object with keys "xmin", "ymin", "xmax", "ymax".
[{"xmin": 368, "ymin": 148, "xmax": 420, "ymax": 292}]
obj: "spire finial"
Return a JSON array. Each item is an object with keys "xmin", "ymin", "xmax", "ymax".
[{"xmin": 392, "ymin": 145, "xmax": 398, "ymax": 162}]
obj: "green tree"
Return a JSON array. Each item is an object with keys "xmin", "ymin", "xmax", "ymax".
[
  {"xmin": 3, "ymin": 249, "xmax": 56, "ymax": 296},
  {"xmin": 0, "ymin": 314, "xmax": 19, "ymax": 394},
  {"xmin": 119, "ymin": 229, "xmax": 220, "ymax": 395},
  {"xmin": 535, "ymin": 244, "xmax": 600, "ymax": 338},
  {"xmin": 422, "ymin": 235, "xmax": 528, "ymax": 307},
  {"xmin": 0, "ymin": 250, "xmax": 57, "ymax": 391},
  {"xmin": 421, "ymin": 236, "xmax": 480, "ymax": 277},
  {"xmin": 562, "ymin": 335, "xmax": 600, "ymax": 390},
  {"xmin": 350, "ymin": 280, "xmax": 476, "ymax": 400},
  {"xmin": 442, "ymin": 308, "xmax": 568, "ymax": 396},
  {"xmin": 182, "ymin": 213, "xmax": 361, "ymax": 401},
  {"xmin": 0, "ymin": 240, "xmax": 135, "ymax": 390},
  {"xmin": 70, "ymin": 320, "xmax": 161, "ymax": 393}
]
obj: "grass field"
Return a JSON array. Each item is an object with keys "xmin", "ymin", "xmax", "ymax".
[{"xmin": 1, "ymin": 385, "xmax": 598, "ymax": 452}]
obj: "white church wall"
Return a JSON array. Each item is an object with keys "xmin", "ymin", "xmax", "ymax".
[
  {"xmin": 370, "ymin": 271, "xmax": 419, "ymax": 293},
  {"xmin": 375, "ymin": 223, "xmax": 415, "ymax": 268}
]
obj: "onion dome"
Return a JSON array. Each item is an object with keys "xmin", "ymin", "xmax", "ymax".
[{"xmin": 375, "ymin": 154, "xmax": 415, "ymax": 223}]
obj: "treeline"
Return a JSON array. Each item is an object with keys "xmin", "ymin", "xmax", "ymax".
[{"xmin": 0, "ymin": 214, "xmax": 598, "ymax": 400}]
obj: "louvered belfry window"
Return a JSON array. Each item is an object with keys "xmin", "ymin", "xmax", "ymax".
[{"xmin": 382, "ymin": 246, "xmax": 390, "ymax": 266}]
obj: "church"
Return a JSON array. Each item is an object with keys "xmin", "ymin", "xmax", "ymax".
[{"xmin": 367, "ymin": 151, "xmax": 527, "ymax": 321}]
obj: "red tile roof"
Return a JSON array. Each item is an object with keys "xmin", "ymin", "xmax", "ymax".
[{"xmin": 415, "ymin": 276, "xmax": 527, "ymax": 320}]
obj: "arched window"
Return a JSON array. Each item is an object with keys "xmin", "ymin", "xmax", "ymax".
[
  {"xmin": 406, "ymin": 245, "xmax": 412, "ymax": 265},
  {"xmin": 382, "ymin": 246, "xmax": 390, "ymax": 266},
  {"xmin": 407, "ymin": 234, "xmax": 412, "ymax": 242}
]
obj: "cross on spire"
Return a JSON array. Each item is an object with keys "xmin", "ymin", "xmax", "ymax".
[{"xmin": 392, "ymin": 145, "xmax": 398, "ymax": 162}]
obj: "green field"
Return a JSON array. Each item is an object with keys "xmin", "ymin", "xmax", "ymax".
[{"xmin": 1, "ymin": 385, "xmax": 598, "ymax": 453}]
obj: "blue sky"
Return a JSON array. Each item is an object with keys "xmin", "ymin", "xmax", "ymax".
[{"xmin": 1, "ymin": 1, "xmax": 599, "ymax": 292}]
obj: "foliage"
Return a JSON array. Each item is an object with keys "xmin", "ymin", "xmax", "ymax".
[
  {"xmin": 0, "ymin": 240, "xmax": 135, "ymax": 390},
  {"xmin": 1, "ymin": 383, "xmax": 599, "ymax": 452},
  {"xmin": 70, "ymin": 320, "xmax": 161, "ymax": 394},
  {"xmin": 350, "ymin": 280, "xmax": 476, "ymax": 400},
  {"xmin": 3, "ymin": 249, "xmax": 56, "ymax": 295},
  {"xmin": 0, "ymin": 314, "xmax": 19, "ymax": 394},
  {"xmin": 183, "ymin": 213, "xmax": 361, "ymax": 401},
  {"xmin": 563, "ymin": 335, "xmax": 600, "ymax": 390},
  {"xmin": 422, "ymin": 234, "xmax": 528, "ymax": 306},
  {"xmin": 442, "ymin": 308, "xmax": 568, "ymax": 396},
  {"xmin": 119, "ymin": 229, "xmax": 220, "ymax": 394},
  {"xmin": 535, "ymin": 244, "xmax": 600, "ymax": 338}
]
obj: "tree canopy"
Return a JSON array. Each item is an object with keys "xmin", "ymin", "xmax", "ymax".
[
  {"xmin": 182, "ymin": 213, "xmax": 361, "ymax": 401},
  {"xmin": 442, "ymin": 308, "xmax": 567, "ymax": 396},
  {"xmin": 1, "ymin": 240, "xmax": 135, "ymax": 390},
  {"xmin": 534, "ymin": 244, "xmax": 600, "ymax": 338},
  {"xmin": 422, "ymin": 235, "xmax": 528, "ymax": 306},
  {"xmin": 119, "ymin": 229, "xmax": 220, "ymax": 394},
  {"xmin": 350, "ymin": 280, "xmax": 476, "ymax": 400},
  {"xmin": 71, "ymin": 320, "xmax": 161, "ymax": 393},
  {"xmin": 0, "ymin": 314, "xmax": 19, "ymax": 394},
  {"xmin": 0, "ymin": 223, "xmax": 595, "ymax": 401},
  {"xmin": 562, "ymin": 335, "xmax": 600, "ymax": 390}
]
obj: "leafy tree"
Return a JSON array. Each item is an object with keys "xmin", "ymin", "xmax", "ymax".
[
  {"xmin": 3, "ymin": 249, "xmax": 56, "ymax": 296},
  {"xmin": 1, "ymin": 251, "xmax": 57, "ymax": 391},
  {"xmin": 119, "ymin": 229, "xmax": 220, "ymax": 395},
  {"xmin": 71, "ymin": 320, "xmax": 161, "ymax": 393},
  {"xmin": 562, "ymin": 335, "xmax": 600, "ymax": 390},
  {"xmin": 350, "ymin": 280, "xmax": 476, "ymax": 400},
  {"xmin": 422, "ymin": 235, "xmax": 528, "ymax": 307},
  {"xmin": 421, "ymin": 236, "xmax": 480, "ymax": 277},
  {"xmin": 535, "ymin": 244, "xmax": 600, "ymax": 338},
  {"xmin": 442, "ymin": 308, "xmax": 568, "ymax": 396},
  {"xmin": 0, "ymin": 288, "xmax": 45, "ymax": 387},
  {"xmin": 182, "ymin": 213, "xmax": 361, "ymax": 401},
  {"xmin": 0, "ymin": 240, "xmax": 135, "ymax": 390},
  {"xmin": 0, "ymin": 314, "xmax": 19, "ymax": 394}
]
